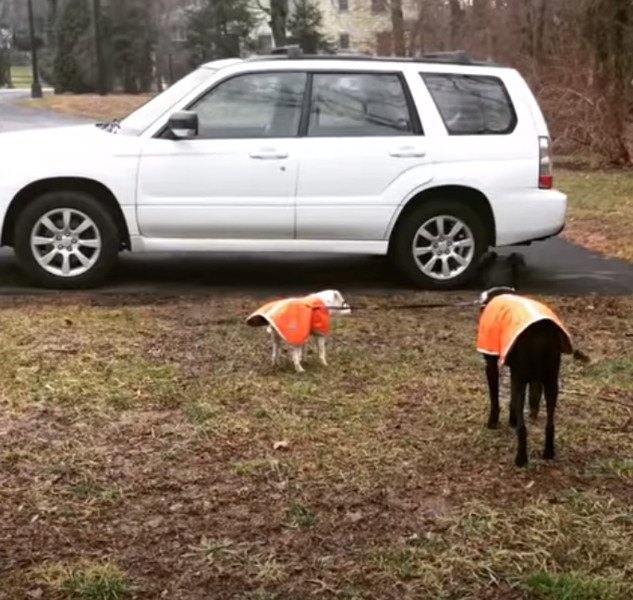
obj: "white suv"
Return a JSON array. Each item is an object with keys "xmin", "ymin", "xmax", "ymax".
[{"xmin": 0, "ymin": 51, "xmax": 566, "ymax": 289}]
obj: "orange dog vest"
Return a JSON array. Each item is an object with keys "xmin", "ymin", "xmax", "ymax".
[
  {"xmin": 477, "ymin": 294, "xmax": 572, "ymax": 365},
  {"xmin": 246, "ymin": 296, "xmax": 331, "ymax": 346}
]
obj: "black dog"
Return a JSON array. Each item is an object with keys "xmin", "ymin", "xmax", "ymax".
[
  {"xmin": 478, "ymin": 287, "xmax": 573, "ymax": 467},
  {"xmin": 478, "ymin": 251, "xmax": 526, "ymax": 290}
]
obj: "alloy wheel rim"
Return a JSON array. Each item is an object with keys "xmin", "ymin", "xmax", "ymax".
[
  {"xmin": 30, "ymin": 208, "xmax": 102, "ymax": 278},
  {"xmin": 412, "ymin": 215, "xmax": 475, "ymax": 280}
]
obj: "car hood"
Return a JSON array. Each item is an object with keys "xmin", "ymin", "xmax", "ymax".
[{"xmin": 0, "ymin": 124, "xmax": 142, "ymax": 157}]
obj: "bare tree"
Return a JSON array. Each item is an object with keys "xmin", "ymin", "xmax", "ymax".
[
  {"xmin": 390, "ymin": 0, "xmax": 405, "ymax": 56},
  {"xmin": 269, "ymin": 0, "xmax": 288, "ymax": 47},
  {"xmin": 447, "ymin": 0, "xmax": 463, "ymax": 49}
]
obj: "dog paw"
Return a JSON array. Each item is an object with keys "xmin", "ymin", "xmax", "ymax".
[
  {"xmin": 542, "ymin": 449, "xmax": 555, "ymax": 460},
  {"xmin": 515, "ymin": 455, "xmax": 528, "ymax": 468},
  {"xmin": 487, "ymin": 420, "xmax": 499, "ymax": 430}
]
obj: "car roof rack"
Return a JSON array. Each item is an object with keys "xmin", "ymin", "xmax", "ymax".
[
  {"xmin": 416, "ymin": 51, "xmax": 480, "ymax": 65},
  {"xmin": 270, "ymin": 45, "xmax": 304, "ymax": 58},
  {"xmin": 248, "ymin": 48, "xmax": 500, "ymax": 67}
]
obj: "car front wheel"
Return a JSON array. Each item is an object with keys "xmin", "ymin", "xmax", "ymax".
[
  {"xmin": 391, "ymin": 200, "xmax": 487, "ymax": 289},
  {"xmin": 14, "ymin": 191, "xmax": 120, "ymax": 289}
]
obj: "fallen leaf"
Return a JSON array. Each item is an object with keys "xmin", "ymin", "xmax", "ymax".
[
  {"xmin": 147, "ymin": 516, "xmax": 164, "ymax": 528},
  {"xmin": 347, "ymin": 510, "xmax": 364, "ymax": 523},
  {"xmin": 273, "ymin": 440, "xmax": 289, "ymax": 451}
]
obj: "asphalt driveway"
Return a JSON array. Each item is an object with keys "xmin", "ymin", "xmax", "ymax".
[
  {"xmin": 0, "ymin": 89, "xmax": 91, "ymax": 132},
  {"xmin": 1, "ymin": 90, "xmax": 632, "ymax": 297}
]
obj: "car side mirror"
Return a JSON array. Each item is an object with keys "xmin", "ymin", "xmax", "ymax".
[{"xmin": 167, "ymin": 111, "xmax": 199, "ymax": 139}]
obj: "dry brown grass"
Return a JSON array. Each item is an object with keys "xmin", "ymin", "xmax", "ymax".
[
  {"xmin": 21, "ymin": 93, "xmax": 151, "ymax": 122},
  {"xmin": 1, "ymin": 293, "xmax": 632, "ymax": 599},
  {"xmin": 559, "ymin": 170, "xmax": 633, "ymax": 263}
]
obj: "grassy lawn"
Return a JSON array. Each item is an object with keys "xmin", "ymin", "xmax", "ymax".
[
  {"xmin": 21, "ymin": 93, "xmax": 151, "ymax": 122},
  {"xmin": 9, "ymin": 65, "xmax": 33, "ymax": 89},
  {"xmin": 559, "ymin": 170, "xmax": 633, "ymax": 263},
  {"xmin": 1, "ymin": 292, "xmax": 632, "ymax": 599}
]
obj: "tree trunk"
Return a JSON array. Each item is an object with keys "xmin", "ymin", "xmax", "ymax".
[
  {"xmin": 534, "ymin": 0, "xmax": 547, "ymax": 62},
  {"xmin": 448, "ymin": 0, "xmax": 463, "ymax": 49},
  {"xmin": 608, "ymin": 0, "xmax": 631, "ymax": 164},
  {"xmin": 269, "ymin": 0, "xmax": 288, "ymax": 48},
  {"xmin": 408, "ymin": 0, "xmax": 427, "ymax": 56},
  {"xmin": 585, "ymin": 0, "xmax": 632, "ymax": 165},
  {"xmin": 391, "ymin": 0, "xmax": 405, "ymax": 56}
]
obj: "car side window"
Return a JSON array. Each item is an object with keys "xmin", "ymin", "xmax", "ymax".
[
  {"xmin": 308, "ymin": 73, "xmax": 415, "ymax": 137},
  {"xmin": 421, "ymin": 73, "xmax": 516, "ymax": 135},
  {"xmin": 189, "ymin": 72, "xmax": 307, "ymax": 139}
]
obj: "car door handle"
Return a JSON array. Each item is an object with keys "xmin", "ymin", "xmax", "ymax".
[
  {"xmin": 389, "ymin": 146, "xmax": 427, "ymax": 158},
  {"xmin": 249, "ymin": 149, "xmax": 289, "ymax": 160}
]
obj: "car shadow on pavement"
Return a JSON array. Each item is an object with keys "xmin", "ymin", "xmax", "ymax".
[{"xmin": 1, "ymin": 237, "xmax": 632, "ymax": 297}]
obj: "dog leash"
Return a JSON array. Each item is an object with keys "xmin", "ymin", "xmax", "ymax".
[
  {"xmin": 362, "ymin": 299, "xmax": 480, "ymax": 310},
  {"xmin": 321, "ymin": 299, "xmax": 481, "ymax": 312},
  {"xmin": 205, "ymin": 299, "xmax": 480, "ymax": 326}
]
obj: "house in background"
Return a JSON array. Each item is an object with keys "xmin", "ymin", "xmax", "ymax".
[
  {"xmin": 250, "ymin": 0, "xmax": 418, "ymax": 56},
  {"xmin": 312, "ymin": 0, "xmax": 417, "ymax": 56},
  {"xmin": 165, "ymin": 0, "xmax": 418, "ymax": 81}
]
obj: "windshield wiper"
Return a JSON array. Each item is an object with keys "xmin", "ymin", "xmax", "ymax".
[{"xmin": 96, "ymin": 119, "xmax": 121, "ymax": 133}]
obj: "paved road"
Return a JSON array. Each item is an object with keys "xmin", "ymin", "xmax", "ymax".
[
  {"xmin": 1, "ymin": 90, "xmax": 632, "ymax": 297},
  {"xmin": 0, "ymin": 89, "xmax": 90, "ymax": 132}
]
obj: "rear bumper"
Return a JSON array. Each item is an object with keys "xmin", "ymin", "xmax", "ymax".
[
  {"xmin": 510, "ymin": 223, "xmax": 565, "ymax": 246},
  {"xmin": 493, "ymin": 189, "xmax": 567, "ymax": 247}
]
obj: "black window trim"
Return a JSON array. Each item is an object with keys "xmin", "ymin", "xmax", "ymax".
[
  {"xmin": 420, "ymin": 71, "xmax": 518, "ymax": 136},
  {"xmin": 155, "ymin": 69, "xmax": 310, "ymax": 140},
  {"xmin": 299, "ymin": 69, "xmax": 424, "ymax": 138},
  {"xmin": 155, "ymin": 68, "xmax": 424, "ymax": 140}
]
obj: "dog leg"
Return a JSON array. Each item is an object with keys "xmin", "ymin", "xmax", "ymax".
[
  {"xmin": 529, "ymin": 381, "xmax": 543, "ymax": 421},
  {"xmin": 317, "ymin": 336, "xmax": 327, "ymax": 366},
  {"xmin": 543, "ymin": 375, "xmax": 559, "ymax": 460},
  {"xmin": 291, "ymin": 346, "xmax": 305, "ymax": 373},
  {"xmin": 511, "ymin": 371, "xmax": 528, "ymax": 467},
  {"xmin": 509, "ymin": 374, "xmax": 518, "ymax": 428},
  {"xmin": 271, "ymin": 332, "xmax": 281, "ymax": 366},
  {"xmin": 485, "ymin": 355, "xmax": 500, "ymax": 429}
]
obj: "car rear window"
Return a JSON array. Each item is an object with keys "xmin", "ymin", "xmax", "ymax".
[{"xmin": 421, "ymin": 73, "xmax": 516, "ymax": 135}]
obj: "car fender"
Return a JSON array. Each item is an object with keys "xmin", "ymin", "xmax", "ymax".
[{"xmin": 382, "ymin": 162, "xmax": 497, "ymax": 239}]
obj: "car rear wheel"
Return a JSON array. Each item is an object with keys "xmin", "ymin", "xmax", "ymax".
[
  {"xmin": 391, "ymin": 199, "xmax": 487, "ymax": 289},
  {"xmin": 14, "ymin": 191, "xmax": 119, "ymax": 289}
]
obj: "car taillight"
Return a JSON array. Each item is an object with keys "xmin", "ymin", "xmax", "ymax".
[{"xmin": 539, "ymin": 136, "xmax": 553, "ymax": 189}]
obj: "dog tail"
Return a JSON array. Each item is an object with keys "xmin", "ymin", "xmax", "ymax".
[{"xmin": 572, "ymin": 349, "xmax": 591, "ymax": 364}]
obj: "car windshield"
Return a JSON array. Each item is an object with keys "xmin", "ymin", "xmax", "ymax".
[{"xmin": 118, "ymin": 67, "xmax": 216, "ymax": 134}]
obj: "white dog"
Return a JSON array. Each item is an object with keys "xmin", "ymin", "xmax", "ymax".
[{"xmin": 246, "ymin": 289, "xmax": 351, "ymax": 373}]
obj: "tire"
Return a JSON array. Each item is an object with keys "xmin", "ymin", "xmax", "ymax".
[
  {"xmin": 391, "ymin": 199, "xmax": 488, "ymax": 290},
  {"xmin": 14, "ymin": 191, "xmax": 120, "ymax": 289}
]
